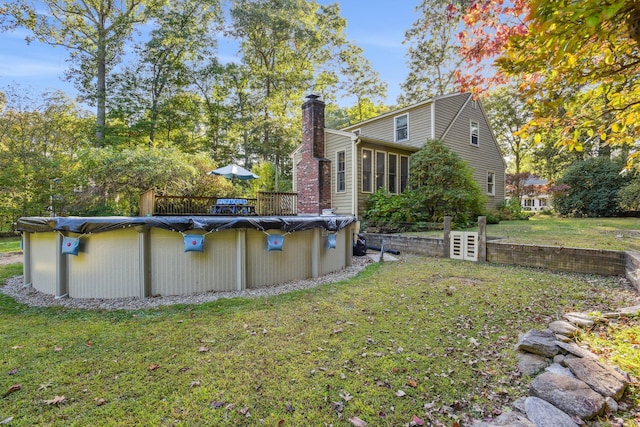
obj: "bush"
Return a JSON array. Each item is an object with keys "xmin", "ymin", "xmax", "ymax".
[
  {"xmin": 363, "ymin": 189, "xmax": 416, "ymax": 231},
  {"xmin": 553, "ymin": 157, "xmax": 629, "ymax": 217}
]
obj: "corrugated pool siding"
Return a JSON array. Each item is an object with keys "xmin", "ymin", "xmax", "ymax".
[
  {"xmin": 29, "ymin": 232, "xmax": 58, "ymax": 295},
  {"xmin": 150, "ymin": 228, "xmax": 238, "ymax": 295},
  {"xmin": 68, "ymin": 228, "xmax": 141, "ymax": 298}
]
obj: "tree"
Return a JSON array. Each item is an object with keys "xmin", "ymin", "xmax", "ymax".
[
  {"xmin": 399, "ymin": 0, "xmax": 464, "ymax": 104},
  {"xmin": 109, "ymin": 0, "xmax": 222, "ymax": 146},
  {"xmin": 1, "ymin": 0, "xmax": 160, "ymax": 143},
  {"xmin": 483, "ymin": 85, "xmax": 532, "ymax": 176},
  {"xmin": 456, "ymin": 0, "xmax": 640, "ymax": 156},
  {"xmin": 552, "ymin": 156, "xmax": 629, "ymax": 217},
  {"xmin": 0, "ymin": 86, "xmax": 91, "ymax": 219},
  {"xmin": 408, "ymin": 139, "xmax": 486, "ymax": 224}
]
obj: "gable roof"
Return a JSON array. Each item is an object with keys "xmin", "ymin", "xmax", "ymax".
[{"xmin": 340, "ymin": 92, "xmax": 465, "ymax": 132}]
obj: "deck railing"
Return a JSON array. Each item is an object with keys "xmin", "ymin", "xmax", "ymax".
[{"xmin": 139, "ymin": 189, "xmax": 297, "ymax": 216}]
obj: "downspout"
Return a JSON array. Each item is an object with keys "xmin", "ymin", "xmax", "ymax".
[{"xmin": 351, "ymin": 134, "xmax": 360, "ymax": 217}]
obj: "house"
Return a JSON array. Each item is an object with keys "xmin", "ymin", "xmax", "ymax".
[
  {"xmin": 293, "ymin": 93, "xmax": 506, "ymax": 216},
  {"xmin": 519, "ymin": 176, "xmax": 552, "ymax": 211}
]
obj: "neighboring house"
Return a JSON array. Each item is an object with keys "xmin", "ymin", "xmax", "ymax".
[
  {"xmin": 293, "ymin": 93, "xmax": 506, "ymax": 216},
  {"xmin": 520, "ymin": 176, "xmax": 552, "ymax": 211}
]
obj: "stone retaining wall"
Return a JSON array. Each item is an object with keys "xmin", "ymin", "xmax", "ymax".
[
  {"xmin": 363, "ymin": 232, "xmax": 640, "ymax": 290},
  {"xmin": 362, "ymin": 233, "xmax": 444, "ymax": 257}
]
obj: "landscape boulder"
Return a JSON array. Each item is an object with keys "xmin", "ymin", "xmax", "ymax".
[{"xmin": 529, "ymin": 371, "xmax": 605, "ymax": 419}]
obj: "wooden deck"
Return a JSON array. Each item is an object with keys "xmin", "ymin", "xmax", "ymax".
[{"xmin": 139, "ymin": 190, "xmax": 298, "ymax": 216}]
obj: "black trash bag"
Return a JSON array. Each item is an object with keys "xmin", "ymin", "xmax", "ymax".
[{"xmin": 353, "ymin": 234, "xmax": 367, "ymax": 256}]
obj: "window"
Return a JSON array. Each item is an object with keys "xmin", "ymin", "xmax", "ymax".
[
  {"xmin": 337, "ymin": 151, "xmax": 346, "ymax": 192},
  {"xmin": 388, "ymin": 153, "xmax": 398, "ymax": 194},
  {"xmin": 471, "ymin": 121, "xmax": 479, "ymax": 146},
  {"xmin": 362, "ymin": 149, "xmax": 372, "ymax": 193},
  {"xmin": 395, "ymin": 114, "xmax": 408, "ymax": 141},
  {"xmin": 540, "ymin": 198, "xmax": 547, "ymax": 207},
  {"xmin": 487, "ymin": 171, "xmax": 495, "ymax": 195},
  {"xmin": 376, "ymin": 151, "xmax": 386, "ymax": 190},
  {"xmin": 400, "ymin": 155, "xmax": 409, "ymax": 192}
]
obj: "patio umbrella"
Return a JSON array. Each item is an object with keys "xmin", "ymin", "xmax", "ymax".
[{"xmin": 207, "ymin": 164, "xmax": 259, "ymax": 180}]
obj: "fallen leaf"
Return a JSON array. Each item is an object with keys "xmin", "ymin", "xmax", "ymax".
[
  {"xmin": 278, "ymin": 420, "xmax": 284, "ymax": 427},
  {"xmin": 197, "ymin": 346, "xmax": 209, "ymax": 353},
  {"xmin": 2, "ymin": 384, "xmax": 21, "ymax": 398},
  {"xmin": 11, "ymin": 345, "xmax": 24, "ymax": 350},
  {"xmin": 339, "ymin": 391, "xmax": 353, "ymax": 401},
  {"xmin": 95, "ymin": 398, "xmax": 106, "ymax": 406},
  {"xmin": 239, "ymin": 407, "xmax": 250, "ymax": 416},
  {"xmin": 148, "ymin": 364, "xmax": 160, "ymax": 371},
  {"xmin": 189, "ymin": 381, "xmax": 200, "ymax": 388},
  {"xmin": 38, "ymin": 382, "xmax": 53, "ymax": 391},
  {"xmin": 332, "ymin": 328, "xmax": 343, "ymax": 334},
  {"xmin": 54, "ymin": 346, "xmax": 62, "ymax": 352},
  {"xmin": 7, "ymin": 368, "xmax": 18, "ymax": 375},
  {"xmin": 44, "ymin": 395, "xmax": 66, "ymax": 405},
  {"xmin": 210, "ymin": 401, "xmax": 225, "ymax": 408},
  {"xmin": 285, "ymin": 404, "xmax": 294, "ymax": 413},
  {"xmin": 412, "ymin": 415, "xmax": 425, "ymax": 426},
  {"xmin": 395, "ymin": 390, "xmax": 406, "ymax": 397},
  {"xmin": 349, "ymin": 416, "xmax": 367, "ymax": 426},
  {"xmin": 407, "ymin": 379, "xmax": 418, "ymax": 388},
  {"xmin": 0, "ymin": 417, "xmax": 14, "ymax": 424},
  {"xmin": 86, "ymin": 341, "xmax": 93, "ymax": 347}
]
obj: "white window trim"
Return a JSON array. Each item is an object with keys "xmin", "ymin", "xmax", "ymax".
[
  {"xmin": 470, "ymin": 121, "xmax": 479, "ymax": 147},
  {"xmin": 388, "ymin": 153, "xmax": 398, "ymax": 194},
  {"xmin": 487, "ymin": 171, "xmax": 495, "ymax": 196},
  {"xmin": 361, "ymin": 148, "xmax": 373, "ymax": 194},
  {"xmin": 400, "ymin": 155, "xmax": 410, "ymax": 193},
  {"xmin": 394, "ymin": 113, "xmax": 409, "ymax": 142},
  {"xmin": 336, "ymin": 150, "xmax": 346, "ymax": 193},
  {"xmin": 375, "ymin": 150, "xmax": 386, "ymax": 191}
]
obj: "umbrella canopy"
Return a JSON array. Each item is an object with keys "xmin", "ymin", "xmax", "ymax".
[{"xmin": 207, "ymin": 164, "xmax": 259, "ymax": 180}]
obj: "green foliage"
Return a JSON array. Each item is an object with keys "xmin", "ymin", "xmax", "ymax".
[
  {"xmin": 494, "ymin": 197, "xmax": 530, "ymax": 221},
  {"xmin": 408, "ymin": 139, "xmax": 486, "ymax": 224},
  {"xmin": 616, "ymin": 175, "xmax": 640, "ymax": 211},
  {"xmin": 553, "ymin": 157, "xmax": 629, "ymax": 217},
  {"xmin": 363, "ymin": 189, "xmax": 416, "ymax": 231}
]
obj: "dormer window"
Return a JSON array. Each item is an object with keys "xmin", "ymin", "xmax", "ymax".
[{"xmin": 395, "ymin": 114, "xmax": 408, "ymax": 142}]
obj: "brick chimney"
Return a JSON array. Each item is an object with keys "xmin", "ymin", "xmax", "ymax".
[{"xmin": 297, "ymin": 94, "xmax": 331, "ymax": 214}]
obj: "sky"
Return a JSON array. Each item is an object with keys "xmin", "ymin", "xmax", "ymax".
[{"xmin": 0, "ymin": 1, "xmax": 421, "ymax": 107}]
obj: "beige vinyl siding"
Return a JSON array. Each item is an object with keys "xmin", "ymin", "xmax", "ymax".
[
  {"xmin": 325, "ymin": 131, "xmax": 353, "ymax": 214},
  {"xmin": 434, "ymin": 93, "xmax": 471, "ymax": 139},
  {"xmin": 344, "ymin": 105, "xmax": 433, "ymax": 149},
  {"xmin": 439, "ymin": 98, "xmax": 506, "ymax": 209}
]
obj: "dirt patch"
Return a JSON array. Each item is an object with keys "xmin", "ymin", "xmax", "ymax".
[{"xmin": 0, "ymin": 252, "xmax": 23, "ymax": 265}]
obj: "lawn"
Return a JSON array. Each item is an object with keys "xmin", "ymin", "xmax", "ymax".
[
  {"xmin": 1, "ymin": 255, "xmax": 639, "ymax": 426},
  {"xmin": 0, "ymin": 237, "xmax": 20, "ymax": 253},
  {"xmin": 1, "ymin": 217, "xmax": 640, "ymax": 425},
  {"xmin": 405, "ymin": 215, "xmax": 640, "ymax": 251}
]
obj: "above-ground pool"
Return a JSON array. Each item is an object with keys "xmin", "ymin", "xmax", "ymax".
[{"xmin": 16, "ymin": 215, "xmax": 357, "ymax": 299}]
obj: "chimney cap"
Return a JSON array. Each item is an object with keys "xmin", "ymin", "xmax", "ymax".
[{"xmin": 306, "ymin": 93, "xmax": 321, "ymax": 100}]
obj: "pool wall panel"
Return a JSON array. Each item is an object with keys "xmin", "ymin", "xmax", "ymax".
[
  {"xmin": 29, "ymin": 232, "xmax": 57, "ymax": 295},
  {"xmin": 150, "ymin": 228, "xmax": 238, "ymax": 295},
  {"xmin": 67, "ymin": 229, "xmax": 141, "ymax": 298}
]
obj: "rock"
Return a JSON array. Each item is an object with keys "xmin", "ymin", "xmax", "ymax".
[
  {"xmin": 471, "ymin": 411, "xmax": 536, "ymax": 426},
  {"xmin": 524, "ymin": 396, "xmax": 579, "ymax": 427},
  {"xmin": 545, "ymin": 363, "xmax": 575, "ymax": 378},
  {"xmin": 516, "ymin": 329, "xmax": 560, "ymax": 357},
  {"xmin": 530, "ymin": 371, "xmax": 605, "ymax": 419},
  {"xmin": 549, "ymin": 320, "xmax": 580, "ymax": 337},
  {"xmin": 555, "ymin": 334, "xmax": 572, "ymax": 342},
  {"xmin": 512, "ymin": 397, "xmax": 527, "ymax": 413},
  {"xmin": 605, "ymin": 396, "xmax": 618, "ymax": 413},
  {"xmin": 563, "ymin": 357, "xmax": 628, "ymax": 400},
  {"xmin": 555, "ymin": 341, "xmax": 599, "ymax": 360},
  {"xmin": 517, "ymin": 351, "xmax": 550, "ymax": 376},
  {"xmin": 602, "ymin": 304, "xmax": 640, "ymax": 318},
  {"xmin": 553, "ymin": 354, "xmax": 566, "ymax": 364},
  {"xmin": 563, "ymin": 312, "xmax": 595, "ymax": 328}
]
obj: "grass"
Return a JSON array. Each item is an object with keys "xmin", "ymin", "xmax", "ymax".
[
  {"xmin": 403, "ymin": 215, "xmax": 640, "ymax": 251},
  {"xmin": 1, "ymin": 256, "xmax": 639, "ymax": 426},
  {"xmin": 0, "ymin": 237, "xmax": 20, "ymax": 253}
]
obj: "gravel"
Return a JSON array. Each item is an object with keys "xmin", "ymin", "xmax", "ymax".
[{"xmin": 0, "ymin": 255, "xmax": 373, "ymax": 311}]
